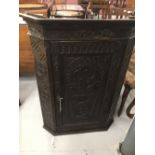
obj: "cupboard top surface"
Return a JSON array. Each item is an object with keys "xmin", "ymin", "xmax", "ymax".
[{"xmin": 19, "ymin": 13, "xmax": 134, "ymax": 24}]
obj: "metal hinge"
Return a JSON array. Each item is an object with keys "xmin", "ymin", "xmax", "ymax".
[{"xmin": 58, "ymin": 97, "xmax": 63, "ymax": 112}]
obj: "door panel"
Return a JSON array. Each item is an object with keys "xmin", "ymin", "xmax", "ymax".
[
  {"xmin": 61, "ymin": 54, "xmax": 112, "ymax": 126},
  {"xmin": 50, "ymin": 40, "xmax": 124, "ymax": 131}
]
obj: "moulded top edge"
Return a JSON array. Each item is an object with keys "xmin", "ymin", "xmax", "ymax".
[{"xmin": 19, "ymin": 13, "xmax": 135, "ymax": 24}]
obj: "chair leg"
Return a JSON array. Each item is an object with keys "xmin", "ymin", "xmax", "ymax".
[
  {"xmin": 118, "ymin": 84, "xmax": 131, "ymax": 116},
  {"xmin": 126, "ymin": 98, "xmax": 135, "ymax": 118}
]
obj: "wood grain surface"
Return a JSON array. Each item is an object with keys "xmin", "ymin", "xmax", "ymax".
[{"xmin": 19, "ymin": 24, "xmax": 35, "ymax": 73}]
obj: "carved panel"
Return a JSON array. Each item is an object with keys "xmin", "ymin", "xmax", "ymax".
[
  {"xmin": 30, "ymin": 36, "xmax": 55, "ymax": 130},
  {"xmin": 28, "ymin": 22, "xmax": 44, "ymax": 39},
  {"xmin": 48, "ymin": 41, "xmax": 123, "ymax": 129},
  {"xmin": 50, "ymin": 40, "xmax": 122, "ymax": 54},
  {"xmin": 62, "ymin": 54, "xmax": 112, "ymax": 125},
  {"xmin": 44, "ymin": 28, "xmax": 135, "ymax": 41}
]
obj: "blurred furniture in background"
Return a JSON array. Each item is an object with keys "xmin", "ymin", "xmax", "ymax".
[
  {"xmin": 19, "ymin": 0, "xmax": 40, "ymax": 4},
  {"xmin": 118, "ymin": 48, "xmax": 135, "ymax": 118},
  {"xmin": 79, "ymin": 0, "xmax": 134, "ymax": 8},
  {"xmin": 40, "ymin": 0, "xmax": 78, "ymax": 5},
  {"xmin": 79, "ymin": 0, "xmax": 134, "ymax": 19},
  {"xmin": 128, "ymin": 0, "xmax": 135, "ymax": 8},
  {"xmin": 19, "ymin": 2, "xmax": 47, "ymax": 73},
  {"xmin": 109, "ymin": 0, "xmax": 127, "ymax": 18},
  {"xmin": 19, "ymin": 3, "xmax": 47, "ymax": 13}
]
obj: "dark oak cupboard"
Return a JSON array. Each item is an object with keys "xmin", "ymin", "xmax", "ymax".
[{"xmin": 20, "ymin": 13, "xmax": 135, "ymax": 135}]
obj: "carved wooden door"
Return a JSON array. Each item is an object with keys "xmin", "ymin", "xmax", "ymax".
[{"xmin": 50, "ymin": 40, "xmax": 125, "ymax": 132}]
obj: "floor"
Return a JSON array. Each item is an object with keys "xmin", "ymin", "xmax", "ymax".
[{"xmin": 19, "ymin": 75, "xmax": 134, "ymax": 155}]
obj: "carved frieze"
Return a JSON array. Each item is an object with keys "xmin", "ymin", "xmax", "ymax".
[{"xmin": 43, "ymin": 28, "xmax": 134, "ymax": 41}]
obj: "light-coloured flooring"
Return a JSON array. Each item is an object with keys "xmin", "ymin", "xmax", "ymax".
[{"xmin": 19, "ymin": 75, "xmax": 134, "ymax": 155}]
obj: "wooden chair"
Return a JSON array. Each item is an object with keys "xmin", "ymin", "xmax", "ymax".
[
  {"xmin": 118, "ymin": 49, "xmax": 135, "ymax": 118},
  {"xmin": 109, "ymin": 0, "xmax": 128, "ymax": 19},
  {"xmin": 85, "ymin": 0, "xmax": 128, "ymax": 19}
]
